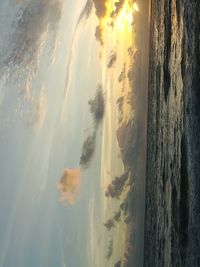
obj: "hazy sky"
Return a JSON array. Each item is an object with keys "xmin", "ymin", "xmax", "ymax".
[
  {"xmin": 0, "ymin": 1, "xmax": 150, "ymax": 266},
  {"xmin": 0, "ymin": 1, "xmax": 104, "ymax": 266}
]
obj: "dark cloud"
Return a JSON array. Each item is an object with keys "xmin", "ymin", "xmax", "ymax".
[
  {"xmin": 92, "ymin": 0, "xmax": 107, "ymax": 45},
  {"xmin": 110, "ymin": 0, "xmax": 125, "ymax": 18},
  {"xmin": 92, "ymin": 0, "xmax": 126, "ymax": 45},
  {"xmin": 79, "ymin": 86, "xmax": 105, "ymax": 169},
  {"xmin": 118, "ymin": 64, "xmax": 126, "ymax": 82},
  {"xmin": 106, "ymin": 239, "xmax": 113, "ymax": 260},
  {"xmin": 88, "ymin": 85, "xmax": 105, "ymax": 126},
  {"xmin": 107, "ymin": 51, "xmax": 117, "ymax": 68},
  {"xmin": 0, "ymin": 0, "xmax": 62, "ymax": 88},
  {"xmin": 105, "ymin": 171, "xmax": 129, "ymax": 199},
  {"xmin": 114, "ymin": 210, "xmax": 121, "ymax": 222},
  {"xmin": 80, "ymin": 132, "xmax": 96, "ymax": 169},
  {"xmin": 104, "ymin": 219, "xmax": 115, "ymax": 231},
  {"xmin": 116, "ymin": 96, "xmax": 124, "ymax": 124},
  {"xmin": 116, "ymin": 120, "xmax": 138, "ymax": 167},
  {"xmin": 114, "ymin": 260, "xmax": 122, "ymax": 267},
  {"xmin": 95, "ymin": 25, "xmax": 104, "ymax": 46},
  {"xmin": 74, "ymin": 0, "xmax": 107, "ymax": 45},
  {"xmin": 93, "ymin": 0, "xmax": 107, "ymax": 18},
  {"xmin": 77, "ymin": 0, "xmax": 93, "ymax": 26}
]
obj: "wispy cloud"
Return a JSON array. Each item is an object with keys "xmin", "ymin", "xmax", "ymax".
[
  {"xmin": 33, "ymin": 85, "xmax": 46, "ymax": 130},
  {"xmin": 76, "ymin": 0, "xmax": 93, "ymax": 27},
  {"xmin": 25, "ymin": 83, "xmax": 46, "ymax": 130},
  {"xmin": 62, "ymin": 0, "xmax": 93, "ymax": 99},
  {"xmin": 59, "ymin": 1, "xmax": 93, "ymax": 121},
  {"xmin": 0, "ymin": 0, "xmax": 62, "ymax": 96}
]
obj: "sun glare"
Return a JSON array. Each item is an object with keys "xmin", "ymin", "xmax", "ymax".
[
  {"xmin": 116, "ymin": 1, "xmax": 139, "ymax": 32},
  {"xmin": 133, "ymin": 2, "xmax": 139, "ymax": 12},
  {"xmin": 96, "ymin": 1, "xmax": 140, "ymax": 46}
]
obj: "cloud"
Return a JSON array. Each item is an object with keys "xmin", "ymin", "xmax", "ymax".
[
  {"xmin": 104, "ymin": 218, "xmax": 115, "ymax": 231},
  {"xmin": 114, "ymin": 260, "xmax": 122, "ymax": 267},
  {"xmin": 88, "ymin": 85, "xmax": 105, "ymax": 126},
  {"xmin": 0, "ymin": 0, "xmax": 62, "ymax": 93},
  {"xmin": 80, "ymin": 132, "xmax": 96, "ymax": 169},
  {"xmin": 95, "ymin": 25, "xmax": 104, "ymax": 46},
  {"xmin": 93, "ymin": 0, "xmax": 107, "ymax": 18},
  {"xmin": 57, "ymin": 168, "xmax": 81, "ymax": 205},
  {"xmin": 118, "ymin": 64, "xmax": 126, "ymax": 82},
  {"xmin": 92, "ymin": 0, "xmax": 108, "ymax": 45},
  {"xmin": 106, "ymin": 239, "xmax": 113, "ymax": 260},
  {"xmin": 33, "ymin": 85, "xmax": 46, "ymax": 130},
  {"xmin": 62, "ymin": 0, "xmax": 93, "ymax": 101},
  {"xmin": 0, "ymin": 1, "xmax": 60, "ymax": 133},
  {"xmin": 114, "ymin": 210, "xmax": 121, "ymax": 222},
  {"xmin": 110, "ymin": 0, "xmax": 125, "ymax": 18},
  {"xmin": 25, "ymin": 83, "xmax": 46, "ymax": 130},
  {"xmin": 77, "ymin": 0, "xmax": 93, "ymax": 26},
  {"xmin": 79, "ymin": 86, "xmax": 105, "ymax": 169},
  {"xmin": 24, "ymin": 79, "xmax": 33, "ymax": 102},
  {"xmin": 92, "ymin": 0, "xmax": 125, "ymax": 45},
  {"xmin": 105, "ymin": 171, "xmax": 129, "ymax": 199},
  {"xmin": 107, "ymin": 51, "xmax": 117, "ymax": 68}
]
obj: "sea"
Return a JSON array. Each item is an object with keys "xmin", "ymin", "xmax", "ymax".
[{"xmin": 144, "ymin": 0, "xmax": 200, "ymax": 266}]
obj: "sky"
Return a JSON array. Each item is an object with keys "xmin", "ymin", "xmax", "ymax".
[{"xmin": 0, "ymin": 1, "xmax": 150, "ymax": 267}]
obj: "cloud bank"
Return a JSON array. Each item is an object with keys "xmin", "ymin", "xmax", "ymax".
[{"xmin": 0, "ymin": 0, "xmax": 62, "ymax": 94}]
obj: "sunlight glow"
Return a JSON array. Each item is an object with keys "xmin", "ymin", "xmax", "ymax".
[
  {"xmin": 133, "ymin": 2, "xmax": 139, "ymax": 12},
  {"xmin": 116, "ymin": 2, "xmax": 139, "ymax": 32},
  {"xmin": 116, "ymin": 3, "xmax": 133, "ymax": 32}
]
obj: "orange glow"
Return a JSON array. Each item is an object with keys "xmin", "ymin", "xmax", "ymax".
[
  {"xmin": 96, "ymin": 0, "xmax": 139, "ymax": 48},
  {"xmin": 116, "ymin": 2, "xmax": 135, "ymax": 32},
  {"xmin": 57, "ymin": 168, "xmax": 81, "ymax": 205}
]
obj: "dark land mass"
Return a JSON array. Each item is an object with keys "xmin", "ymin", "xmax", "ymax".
[{"xmin": 144, "ymin": 0, "xmax": 200, "ymax": 266}]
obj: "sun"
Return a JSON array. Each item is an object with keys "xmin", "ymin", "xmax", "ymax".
[
  {"xmin": 116, "ymin": 1, "xmax": 139, "ymax": 32},
  {"xmin": 133, "ymin": 2, "xmax": 139, "ymax": 12}
]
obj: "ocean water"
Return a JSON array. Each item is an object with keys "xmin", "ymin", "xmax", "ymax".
[{"xmin": 144, "ymin": 0, "xmax": 200, "ymax": 266}]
